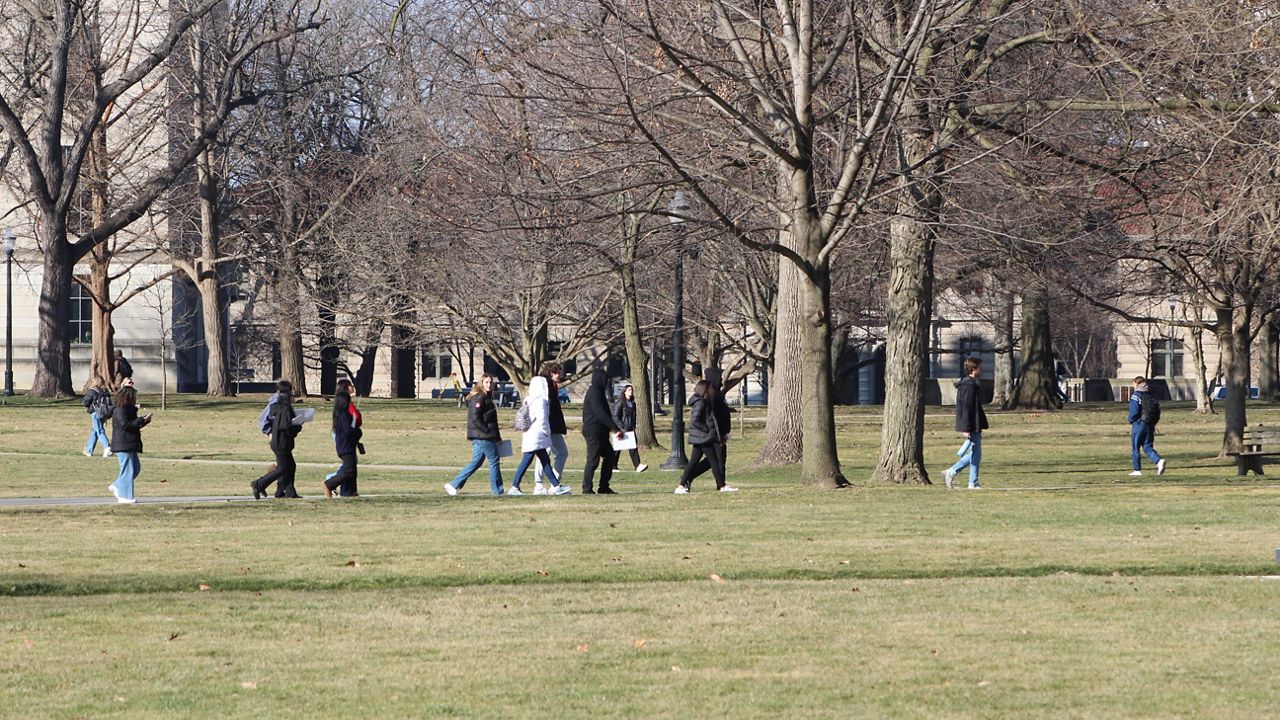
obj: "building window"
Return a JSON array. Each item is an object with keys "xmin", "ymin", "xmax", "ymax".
[
  {"xmin": 1150, "ymin": 338, "xmax": 1184, "ymax": 378},
  {"xmin": 957, "ymin": 336, "xmax": 991, "ymax": 377},
  {"xmin": 70, "ymin": 282, "xmax": 93, "ymax": 344},
  {"xmin": 421, "ymin": 346, "xmax": 453, "ymax": 380}
]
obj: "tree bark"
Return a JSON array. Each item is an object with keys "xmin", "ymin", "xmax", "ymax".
[
  {"xmin": 620, "ymin": 234, "xmax": 658, "ymax": 449},
  {"xmin": 30, "ymin": 218, "xmax": 76, "ymax": 398},
  {"xmin": 1190, "ymin": 323, "xmax": 1213, "ymax": 414},
  {"xmin": 273, "ymin": 251, "xmax": 306, "ymax": 394},
  {"xmin": 317, "ymin": 276, "xmax": 339, "ymax": 395},
  {"xmin": 87, "ymin": 253, "xmax": 116, "ymax": 388},
  {"xmin": 195, "ymin": 146, "xmax": 231, "ymax": 396},
  {"xmin": 798, "ymin": 245, "xmax": 847, "ymax": 488},
  {"xmin": 871, "ymin": 136, "xmax": 939, "ymax": 485},
  {"xmin": 1217, "ymin": 305, "xmax": 1251, "ymax": 455},
  {"xmin": 1009, "ymin": 287, "xmax": 1060, "ymax": 410},
  {"xmin": 1258, "ymin": 319, "xmax": 1279, "ymax": 401},
  {"xmin": 756, "ymin": 230, "xmax": 803, "ymax": 466},
  {"xmin": 993, "ymin": 290, "xmax": 1015, "ymax": 408},
  {"xmin": 352, "ymin": 317, "xmax": 384, "ymax": 397}
]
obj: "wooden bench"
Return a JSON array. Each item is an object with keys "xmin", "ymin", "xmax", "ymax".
[{"xmin": 1229, "ymin": 425, "xmax": 1280, "ymax": 475}]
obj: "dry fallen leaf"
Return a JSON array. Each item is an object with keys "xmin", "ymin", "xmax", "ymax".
[
  {"xmin": 839, "ymin": 560, "xmax": 850, "ymax": 565},
  {"xmin": 576, "ymin": 644, "xmax": 589, "ymax": 653},
  {"xmin": 681, "ymin": 556, "xmax": 692, "ymax": 561},
  {"xmin": 536, "ymin": 570, "xmax": 549, "ymax": 576},
  {"xmin": 709, "ymin": 574, "xmax": 725, "ymax": 583},
  {"xmin": 344, "ymin": 560, "xmax": 361, "ymax": 568},
  {"xmin": 671, "ymin": 666, "xmax": 681, "ymax": 672},
  {"xmin": 851, "ymin": 587, "xmax": 860, "ymax": 592},
  {"xmin": 977, "ymin": 681, "xmax": 991, "ymax": 687},
  {"xmin": 240, "ymin": 681, "xmax": 258, "ymax": 690},
  {"xmin": 23, "ymin": 638, "xmax": 34, "ymax": 649},
  {"xmin": 198, "ymin": 584, "xmax": 210, "ymax": 591},
  {"xmin": 168, "ymin": 632, "xmax": 180, "ymax": 641},
  {"xmin": 633, "ymin": 639, "xmax": 646, "ymax": 649},
  {"xmin": 17, "ymin": 563, "xmax": 25, "ymax": 568}
]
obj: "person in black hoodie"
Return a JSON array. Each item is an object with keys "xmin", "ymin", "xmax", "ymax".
[
  {"xmin": 108, "ymin": 385, "xmax": 152, "ymax": 504},
  {"xmin": 323, "ymin": 385, "xmax": 363, "ymax": 498},
  {"xmin": 250, "ymin": 380, "xmax": 304, "ymax": 500},
  {"xmin": 675, "ymin": 380, "xmax": 736, "ymax": 493},
  {"xmin": 445, "ymin": 373, "xmax": 506, "ymax": 496},
  {"xmin": 942, "ymin": 357, "xmax": 989, "ymax": 490},
  {"xmin": 580, "ymin": 368, "xmax": 623, "ymax": 494}
]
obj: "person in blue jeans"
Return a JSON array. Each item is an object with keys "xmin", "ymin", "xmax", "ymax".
[
  {"xmin": 1127, "ymin": 376, "xmax": 1166, "ymax": 477},
  {"xmin": 943, "ymin": 357, "xmax": 989, "ymax": 490},
  {"xmin": 445, "ymin": 373, "xmax": 505, "ymax": 496},
  {"xmin": 82, "ymin": 375, "xmax": 113, "ymax": 457},
  {"xmin": 108, "ymin": 385, "xmax": 152, "ymax": 504}
]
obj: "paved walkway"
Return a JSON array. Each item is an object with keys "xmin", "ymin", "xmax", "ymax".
[
  {"xmin": 0, "ymin": 495, "xmax": 255, "ymax": 507},
  {"xmin": 0, "ymin": 450, "xmax": 457, "ymax": 472}
]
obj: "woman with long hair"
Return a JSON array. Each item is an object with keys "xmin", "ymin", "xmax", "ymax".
[
  {"xmin": 323, "ymin": 379, "xmax": 364, "ymax": 498},
  {"xmin": 509, "ymin": 376, "xmax": 571, "ymax": 495},
  {"xmin": 610, "ymin": 383, "xmax": 647, "ymax": 473},
  {"xmin": 82, "ymin": 374, "xmax": 113, "ymax": 458},
  {"xmin": 675, "ymin": 380, "xmax": 736, "ymax": 493},
  {"xmin": 445, "ymin": 373, "xmax": 506, "ymax": 496},
  {"xmin": 108, "ymin": 385, "xmax": 152, "ymax": 504}
]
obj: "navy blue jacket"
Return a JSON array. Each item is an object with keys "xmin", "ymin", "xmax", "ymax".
[{"xmin": 954, "ymin": 376, "xmax": 989, "ymax": 434}]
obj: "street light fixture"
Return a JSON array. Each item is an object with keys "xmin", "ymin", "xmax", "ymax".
[
  {"xmin": 1167, "ymin": 295, "xmax": 1177, "ymax": 390},
  {"xmin": 661, "ymin": 191, "xmax": 691, "ymax": 470},
  {"xmin": 4, "ymin": 227, "xmax": 16, "ymax": 397}
]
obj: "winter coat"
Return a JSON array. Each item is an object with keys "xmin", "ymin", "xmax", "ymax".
[
  {"xmin": 268, "ymin": 393, "xmax": 302, "ymax": 453},
  {"xmin": 954, "ymin": 376, "xmax": 989, "ymax": 434},
  {"xmin": 581, "ymin": 368, "xmax": 621, "ymax": 436},
  {"xmin": 332, "ymin": 392, "xmax": 363, "ymax": 456},
  {"xmin": 546, "ymin": 376, "xmax": 567, "ymax": 435},
  {"xmin": 687, "ymin": 395, "xmax": 720, "ymax": 445},
  {"xmin": 521, "ymin": 376, "xmax": 553, "ymax": 453},
  {"xmin": 611, "ymin": 385, "xmax": 637, "ymax": 432},
  {"xmin": 466, "ymin": 391, "xmax": 502, "ymax": 442},
  {"xmin": 702, "ymin": 368, "xmax": 732, "ymax": 439},
  {"xmin": 109, "ymin": 405, "xmax": 149, "ymax": 453}
]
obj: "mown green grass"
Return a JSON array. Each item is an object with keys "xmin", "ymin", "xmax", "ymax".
[{"xmin": 2, "ymin": 396, "xmax": 1280, "ymax": 717}]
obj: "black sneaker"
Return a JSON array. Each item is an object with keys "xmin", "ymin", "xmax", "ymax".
[
  {"xmin": 250, "ymin": 482, "xmax": 262, "ymax": 501},
  {"xmin": 582, "ymin": 489, "xmax": 596, "ymax": 495},
  {"xmin": 598, "ymin": 487, "xmax": 617, "ymax": 494}
]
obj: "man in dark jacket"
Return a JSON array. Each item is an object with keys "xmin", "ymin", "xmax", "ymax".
[
  {"xmin": 580, "ymin": 368, "xmax": 623, "ymax": 494},
  {"xmin": 1127, "ymin": 376, "xmax": 1166, "ymax": 477},
  {"xmin": 534, "ymin": 362, "xmax": 570, "ymax": 493},
  {"xmin": 251, "ymin": 380, "xmax": 304, "ymax": 499},
  {"xmin": 113, "ymin": 349, "xmax": 133, "ymax": 388},
  {"xmin": 942, "ymin": 357, "xmax": 989, "ymax": 489}
]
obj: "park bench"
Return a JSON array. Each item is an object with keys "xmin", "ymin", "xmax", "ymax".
[{"xmin": 1228, "ymin": 424, "xmax": 1280, "ymax": 476}]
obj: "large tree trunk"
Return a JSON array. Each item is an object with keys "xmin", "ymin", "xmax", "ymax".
[
  {"xmin": 1009, "ymin": 287, "xmax": 1059, "ymax": 410},
  {"xmin": 1258, "ymin": 319, "xmax": 1279, "ymax": 401},
  {"xmin": 993, "ymin": 290, "xmax": 1015, "ymax": 408},
  {"xmin": 620, "ymin": 244, "xmax": 659, "ymax": 449},
  {"xmin": 798, "ymin": 248, "xmax": 847, "ymax": 488},
  {"xmin": 1217, "ymin": 305, "xmax": 1251, "ymax": 455},
  {"xmin": 196, "ymin": 146, "xmax": 231, "ymax": 396},
  {"xmin": 87, "ymin": 252, "xmax": 116, "ymax": 389},
  {"xmin": 756, "ymin": 230, "xmax": 804, "ymax": 465},
  {"xmin": 30, "ymin": 218, "xmax": 76, "ymax": 398},
  {"xmin": 317, "ymin": 276, "xmax": 339, "ymax": 395},
  {"xmin": 871, "ymin": 141, "xmax": 939, "ymax": 485},
  {"xmin": 273, "ymin": 254, "xmax": 306, "ymax": 394},
  {"xmin": 352, "ymin": 317, "xmax": 384, "ymax": 398}
]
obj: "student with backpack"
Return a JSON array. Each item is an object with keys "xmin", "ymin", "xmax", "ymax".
[
  {"xmin": 322, "ymin": 380, "xmax": 363, "ymax": 498},
  {"xmin": 113, "ymin": 350, "xmax": 133, "ymax": 388},
  {"xmin": 508, "ymin": 376, "xmax": 571, "ymax": 495},
  {"xmin": 82, "ymin": 375, "xmax": 114, "ymax": 458},
  {"xmin": 1128, "ymin": 376, "xmax": 1166, "ymax": 477},
  {"xmin": 250, "ymin": 380, "xmax": 304, "ymax": 499}
]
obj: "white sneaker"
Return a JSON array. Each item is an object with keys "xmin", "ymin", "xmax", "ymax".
[
  {"xmin": 532, "ymin": 485, "xmax": 548, "ymax": 495},
  {"xmin": 552, "ymin": 485, "xmax": 572, "ymax": 496},
  {"xmin": 967, "ymin": 484, "xmax": 982, "ymax": 490},
  {"xmin": 719, "ymin": 485, "xmax": 739, "ymax": 492},
  {"xmin": 942, "ymin": 468, "xmax": 955, "ymax": 489},
  {"xmin": 673, "ymin": 485, "xmax": 689, "ymax": 494},
  {"xmin": 1156, "ymin": 459, "xmax": 1167, "ymax": 475},
  {"xmin": 104, "ymin": 449, "xmax": 112, "ymax": 458},
  {"xmin": 108, "ymin": 484, "xmax": 120, "ymax": 500},
  {"xmin": 1128, "ymin": 470, "xmax": 1142, "ymax": 477},
  {"xmin": 116, "ymin": 497, "xmax": 136, "ymax": 504},
  {"xmin": 636, "ymin": 463, "xmax": 648, "ymax": 473},
  {"xmin": 83, "ymin": 450, "xmax": 93, "ymax": 458},
  {"xmin": 443, "ymin": 483, "xmax": 458, "ymax": 496},
  {"xmin": 507, "ymin": 486, "xmax": 524, "ymax": 496}
]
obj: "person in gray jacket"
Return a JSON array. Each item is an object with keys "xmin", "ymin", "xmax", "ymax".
[{"xmin": 675, "ymin": 380, "xmax": 737, "ymax": 493}]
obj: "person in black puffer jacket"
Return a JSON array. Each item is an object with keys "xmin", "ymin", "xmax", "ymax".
[
  {"xmin": 941, "ymin": 357, "xmax": 990, "ymax": 490},
  {"xmin": 323, "ymin": 383, "xmax": 364, "ymax": 498},
  {"xmin": 250, "ymin": 380, "xmax": 304, "ymax": 500},
  {"xmin": 610, "ymin": 383, "xmax": 648, "ymax": 473},
  {"xmin": 675, "ymin": 380, "xmax": 734, "ymax": 493},
  {"xmin": 108, "ymin": 385, "xmax": 151, "ymax": 504},
  {"xmin": 445, "ymin": 373, "xmax": 506, "ymax": 496},
  {"xmin": 580, "ymin": 368, "xmax": 622, "ymax": 494}
]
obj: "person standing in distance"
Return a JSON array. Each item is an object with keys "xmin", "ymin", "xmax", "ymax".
[
  {"xmin": 1127, "ymin": 376, "xmax": 1166, "ymax": 477},
  {"xmin": 108, "ymin": 385, "xmax": 152, "ymax": 504},
  {"xmin": 610, "ymin": 383, "xmax": 647, "ymax": 473},
  {"xmin": 250, "ymin": 380, "xmax": 304, "ymax": 499},
  {"xmin": 942, "ymin": 357, "xmax": 989, "ymax": 490},
  {"xmin": 580, "ymin": 368, "xmax": 623, "ymax": 494},
  {"xmin": 112, "ymin": 349, "xmax": 133, "ymax": 389},
  {"xmin": 533, "ymin": 362, "xmax": 570, "ymax": 495},
  {"xmin": 445, "ymin": 373, "xmax": 506, "ymax": 496}
]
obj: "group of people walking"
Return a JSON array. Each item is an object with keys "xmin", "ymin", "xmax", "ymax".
[
  {"xmin": 81, "ymin": 374, "xmax": 150, "ymax": 504},
  {"xmin": 247, "ymin": 379, "xmax": 364, "ymax": 500}
]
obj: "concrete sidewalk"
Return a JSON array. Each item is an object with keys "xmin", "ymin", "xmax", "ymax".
[{"xmin": 0, "ymin": 495, "xmax": 255, "ymax": 507}]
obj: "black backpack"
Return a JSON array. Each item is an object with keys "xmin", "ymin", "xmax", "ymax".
[
  {"xmin": 1139, "ymin": 392, "xmax": 1161, "ymax": 425},
  {"xmin": 84, "ymin": 388, "xmax": 112, "ymax": 419}
]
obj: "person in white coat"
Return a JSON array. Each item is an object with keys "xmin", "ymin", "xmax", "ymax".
[{"xmin": 509, "ymin": 376, "xmax": 572, "ymax": 495}]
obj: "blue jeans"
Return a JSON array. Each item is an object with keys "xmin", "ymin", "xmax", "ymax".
[
  {"xmin": 85, "ymin": 415, "xmax": 109, "ymax": 454},
  {"xmin": 112, "ymin": 451, "xmax": 140, "ymax": 500},
  {"xmin": 451, "ymin": 440, "xmax": 504, "ymax": 494},
  {"xmin": 948, "ymin": 433, "xmax": 982, "ymax": 487},
  {"xmin": 1131, "ymin": 421, "xmax": 1162, "ymax": 470},
  {"xmin": 512, "ymin": 448, "xmax": 559, "ymax": 489},
  {"xmin": 534, "ymin": 434, "xmax": 568, "ymax": 483}
]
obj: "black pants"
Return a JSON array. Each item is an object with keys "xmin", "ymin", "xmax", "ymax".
[
  {"xmin": 582, "ymin": 430, "xmax": 616, "ymax": 492},
  {"xmin": 681, "ymin": 442, "xmax": 726, "ymax": 489},
  {"xmin": 255, "ymin": 449, "xmax": 299, "ymax": 498},
  {"xmin": 612, "ymin": 448, "xmax": 642, "ymax": 470},
  {"xmin": 325, "ymin": 452, "xmax": 358, "ymax": 496}
]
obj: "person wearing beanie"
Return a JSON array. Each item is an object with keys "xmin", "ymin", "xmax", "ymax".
[{"xmin": 1127, "ymin": 376, "xmax": 1166, "ymax": 477}]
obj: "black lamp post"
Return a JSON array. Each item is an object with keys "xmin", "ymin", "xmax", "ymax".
[
  {"xmin": 4, "ymin": 227, "xmax": 15, "ymax": 397},
  {"xmin": 661, "ymin": 191, "xmax": 690, "ymax": 470}
]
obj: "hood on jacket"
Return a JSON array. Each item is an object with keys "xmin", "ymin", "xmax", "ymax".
[
  {"xmin": 527, "ymin": 375, "xmax": 549, "ymax": 401},
  {"xmin": 589, "ymin": 368, "xmax": 609, "ymax": 397},
  {"xmin": 955, "ymin": 376, "xmax": 978, "ymax": 389}
]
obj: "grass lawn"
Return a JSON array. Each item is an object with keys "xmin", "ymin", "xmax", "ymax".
[{"xmin": 2, "ymin": 395, "xmax": 1280, "ymax": 717}]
